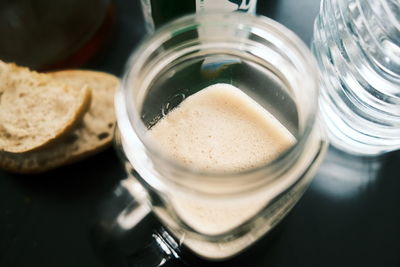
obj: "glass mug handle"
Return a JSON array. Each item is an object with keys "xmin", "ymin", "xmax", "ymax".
[
  {"xmin": 92, "ymin": 175, "xmax": 185, "ymax": 267},
  {"xmin": 92, "ymin": 130, "xmax": 184, "ymax": 266}
]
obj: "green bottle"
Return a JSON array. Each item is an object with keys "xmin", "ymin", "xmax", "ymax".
[{"xmin": 141, "ymin": 0, "xmax": 257, "ymax": 32}]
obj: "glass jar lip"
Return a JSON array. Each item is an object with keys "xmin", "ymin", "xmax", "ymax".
[{"xmin": 119, "ymin": 12, "xmax": 320, "ymax": 181}]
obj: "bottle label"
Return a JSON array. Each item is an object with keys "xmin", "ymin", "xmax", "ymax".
[{"xmin": 196, "ymin": 0, "xmax": 257, "ymax": 14}]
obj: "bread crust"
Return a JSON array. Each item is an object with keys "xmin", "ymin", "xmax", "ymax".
[
  {"xmin": 0, "ymin": 69, "xmax": 119, "ymax": 173},
  {"xmin": 0, "ymin": 62, "xmax": 92, "ymax": 153}
]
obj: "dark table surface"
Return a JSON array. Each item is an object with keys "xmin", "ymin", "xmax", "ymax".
[{"xmin": 1, "ymin": 0, "xmax": 400, "ymax": 266}]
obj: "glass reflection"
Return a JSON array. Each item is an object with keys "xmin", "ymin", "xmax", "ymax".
[{"xmin": 311, "ymin": 146, "xmax": 383, "ymax": 199}]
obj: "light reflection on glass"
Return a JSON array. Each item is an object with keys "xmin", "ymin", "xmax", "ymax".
[{"xmin": 311, "ymin": 146, "xmax": 383, "ymax": 199}]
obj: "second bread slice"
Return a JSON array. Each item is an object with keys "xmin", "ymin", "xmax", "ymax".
[{"xmin": 0, "ymin": 70, "xmax": 119, "ymax": 173}]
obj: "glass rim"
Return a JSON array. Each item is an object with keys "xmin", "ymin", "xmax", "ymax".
[{"xmin": 118, "ymin": 12, "xmax": 321, "ymax": 184}]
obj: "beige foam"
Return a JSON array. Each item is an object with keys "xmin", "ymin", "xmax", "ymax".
[
  {"xmin": 148, "ymin": 83, "xmax": 296, "ymax": 255},
  {"xmin": 148, "ymin": 83, "xmax": 295, "ymax": 173}
]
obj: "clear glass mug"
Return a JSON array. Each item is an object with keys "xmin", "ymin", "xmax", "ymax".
[{"xmin": 112, "ymin": 12, "xmax": 328, "ymax": 264}]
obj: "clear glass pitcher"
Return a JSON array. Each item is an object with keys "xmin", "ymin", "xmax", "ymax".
[{"xmin": 312, "ymin": 0, "xmax": 400, "ymax": 155}]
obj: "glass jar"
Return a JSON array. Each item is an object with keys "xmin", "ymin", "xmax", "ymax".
[
  {"xmin": 115, "ymin": 12, "xmax": 327, "ymax": 261},
  {"xmin": 0, "ymin": 0, "xmax": 112, "ymax": 70},
  {"xmin": 312, "ymin": 0, "xmax": 400, "ymax": 155}
]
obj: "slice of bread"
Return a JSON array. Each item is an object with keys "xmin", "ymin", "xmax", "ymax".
[
  {"xmin": 0, "ymin": 61, "xmax": 91, "ymax": 153},
  {"xmin": 0, "ymin": 70, "xmax": 119, "ymax": 173}
]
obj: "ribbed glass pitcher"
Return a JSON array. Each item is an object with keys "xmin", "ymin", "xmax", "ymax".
[{"xmin": 312, "ymin": 0, "xmax": 400, "ymax": 155}]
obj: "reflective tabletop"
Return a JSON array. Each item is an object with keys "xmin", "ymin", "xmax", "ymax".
[{"xmin": 1, "ymin": 0, "xmax": 399, "ymax": 266}]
